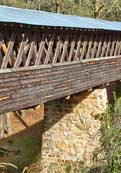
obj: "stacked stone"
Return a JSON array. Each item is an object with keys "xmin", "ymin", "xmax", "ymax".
[{"xmin": 40, "ymin": 88, "xmax": 107, "ymax": 172}]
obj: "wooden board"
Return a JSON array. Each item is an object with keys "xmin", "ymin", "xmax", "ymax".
[
  {"xmin": 0, "ymin": 30, "xmax": 120, "ymax": 68},
  {"xmin": 0, "ymin": 56, "xmax": 121, "ymax": 113}
]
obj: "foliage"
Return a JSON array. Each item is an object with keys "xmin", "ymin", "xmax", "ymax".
[
  {"xmin": 61, "ymin": 88, "xmax": 121, "ymax": 173},
  {"xmin": 64, "ymin": 94, "xmax": 121, "ymax": 173},
  {"xmin": 100, "ymin": 95, "xmax": 121, "ymax": 173},
  {"xmin": 0, "ymin": 0, "xmax": 121, "ymax": 21},
  {"xmin": 65, "ymin": 164, "xmax": 71, "ymax": 173}
]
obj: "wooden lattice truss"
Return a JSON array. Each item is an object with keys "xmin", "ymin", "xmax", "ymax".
[
  {"xmin": 0, "ymin": 29, "xmax": 121, "ymax": 69},
  {"xmin": 0, "ymin": 27, "xmax": 121, "ymax": 138}
]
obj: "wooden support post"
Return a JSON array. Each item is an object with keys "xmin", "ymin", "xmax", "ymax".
[{"xmin": 0, "ymin": 114, "xmax": 4, "ymax": 139}]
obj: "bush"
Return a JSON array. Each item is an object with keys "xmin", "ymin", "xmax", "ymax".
[{"xmin": 100, "ymin": 95, "xmax": 121, "ymax": 173}]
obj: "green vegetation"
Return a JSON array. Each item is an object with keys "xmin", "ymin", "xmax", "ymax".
[
  {"xmin": 44, "ymin": 89, "xmax": 121, "ymax": 173},
  {"xmin": 11, "ymin": 136, "xmax": 40, "ymax": 168},
  {"xmin": 0, "ymin": 135, "xmax": 40, "ymax": 172},
  {"xmin": 0, "ymin": 0, "xmax": 121, "ymax": 21},
  {"xmin": 100, "ymin": 93, "xmax": 121, "ymax": 173},
  {"xmin": 61, "ymin": 85, "xmax": 121, "ymax": 173},
  {"xmin": 0, "ymin": 1, "xmax": 120, "ymax": 172}
]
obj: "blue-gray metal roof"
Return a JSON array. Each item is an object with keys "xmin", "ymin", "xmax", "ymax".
[{"xmin": 0, "ymin": 5, "xmax": 121, "ymax": 31}]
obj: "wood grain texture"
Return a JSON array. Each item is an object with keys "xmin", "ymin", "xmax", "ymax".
[
  {"xmin": 0, "ymin": 56, "xmax": 121, "ymax": 114},
  {"xmin": 0, "ymin": 29, "xmax": 120, "ymax": 68},
  {"xmin": 0, "ymin": 27, "xmax": 120, "ymax": 113}
]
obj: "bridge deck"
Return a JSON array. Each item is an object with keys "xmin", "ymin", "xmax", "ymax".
[{"xmin": 0, "ymin": 6, "xmax": 121, "ymax": 113}]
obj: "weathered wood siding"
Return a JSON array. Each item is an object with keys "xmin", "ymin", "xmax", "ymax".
[{"xmin": 0, "ymin": 56, "xmax": 121, "ymax": 114}]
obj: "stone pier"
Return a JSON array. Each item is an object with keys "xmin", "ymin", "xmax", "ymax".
[{"xmin": 40, "ymin": 88, "xmax": 108, "ymax": 172}]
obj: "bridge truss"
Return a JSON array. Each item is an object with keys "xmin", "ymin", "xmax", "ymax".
[{"xmin": 0, "ymin": 26, "xmax": 120, "ymax": 68}]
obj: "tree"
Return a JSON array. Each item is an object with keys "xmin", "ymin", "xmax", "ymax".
[{"xmin": 0, "ymin": 0, "xmax": 120, "ymax": 21}]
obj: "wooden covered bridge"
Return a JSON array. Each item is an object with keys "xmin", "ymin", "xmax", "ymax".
[{"xmin": 0, "ymin": 6, "xmax": 121, "ymax": 114}]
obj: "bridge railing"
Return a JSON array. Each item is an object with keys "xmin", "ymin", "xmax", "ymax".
[{"xmin": 0, "ymin": 27, "xmax": 121, "ymax": 69}]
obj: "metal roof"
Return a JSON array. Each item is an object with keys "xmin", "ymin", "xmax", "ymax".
[{"xmin": 0, "ymin": 5, "xmax": 121, "ymax": 31}]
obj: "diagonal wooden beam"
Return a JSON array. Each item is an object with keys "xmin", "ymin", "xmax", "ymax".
[
  {"xmin": 1, "ymin": 33, "xmax": 16, "ymax": 69},
  {"xmin": 52, "ymin": 34, "xmax": 62, "ymax": 63},
  {"xmin": 60, "ymin": 34, "xmax": 69, "ymax": 63},
  {"xmin": 114, "ymin": 34, "xmax": 120, "ymax": 56},
  {"xmin": 25, "ymin": 33, "xmax": 36, "ymax": 67},
  {"xmin": 80, "ymin": 36, "xmax": 88, "ymax": 59},
  {"xmin": 44, "ymin": 33, "xmax": 55, "ymax": 64},
  {"xmin": 110, "ymin": 34, "xmax": 116, "ymax": 56},
  {"xmin": 74, "ymin": 35, "xmax": 82, "ymax": 61},
  {"xmin": 105, "ymin": 35, "xmax": 112, "ymax": 56},
  {"xmin": 68, "ymin": 35, "xmax": 76, "ymax": 62},
  {"xmin": 86, "ymin": 35, "xmax": 94, "ymax": 59},
  {"xmin": 14, "ymin": 34, "xmax": 27, "ymax": 67},
  {"xmin": 96, "ymin": 35, "xmax": 105, "ymax": 58},
  {"xmin": 35, "ymin": 33, "xmax": 46, "ymax": 65}
]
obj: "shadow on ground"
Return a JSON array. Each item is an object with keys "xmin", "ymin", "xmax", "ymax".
[{"xmin": 0, "ymin": 81, "xmax": 120, "ymax": 173}]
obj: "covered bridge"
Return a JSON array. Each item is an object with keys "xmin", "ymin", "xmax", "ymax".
[{"xmin": 0, "ymin": 5, "xmax": 121, "ymax": 114}]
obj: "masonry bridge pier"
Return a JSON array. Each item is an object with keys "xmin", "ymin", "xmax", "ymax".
[{"xmin": 0, "ymin": 6, "xmax": 121, "ymax": 172}]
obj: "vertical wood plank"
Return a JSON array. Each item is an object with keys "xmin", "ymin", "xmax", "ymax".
[
  {"xmin": 6, "ymin": 113, "xmax": 12, "ymax": 136},
  {"xmin": 114, "ymin": 34, "xmax": 120, "ymax": 56},
  {"xmin": 0, "ymin": 114, "xmax": 3, "ymax": 139},
  {"xmin": 0, "ymin": 33, "xmax": 3, "ymax": 49},
  {"xmin": 118, "ymin": 41, "xmax": 121, "ymax": 55}
]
